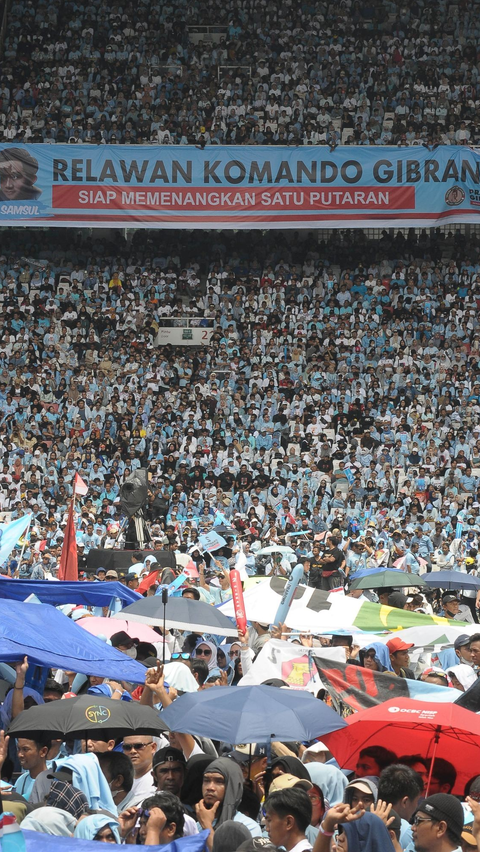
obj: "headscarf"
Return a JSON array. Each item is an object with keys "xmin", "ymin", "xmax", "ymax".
[
  {"xmin": 212, "ymin": 820, "xmax": 251, "ymax": 852},
  {"xmin": 46, "ymin": 780, "xmax": 89, "ymax": 819},
  {"xmin": 182, "ymin": 755, "xmax": 214, "ymax": 809},
  {"xmin": 74, "ymin": 814, "xmax": 121, "ymax": 843},
  {"xmin": 192, "ymin": 638, "xmax": 218, "ymax": 671},
  {"xmin": 21, "ymin": 807, "xmax": 77, "ymax": 836},
  {"xmin": 203, "ymin": 757, "xmax": 243, "ymax": 826},
  {"xmin": 344, "ymin": 777, "xmax": 378, "ymax": 806},
  {"xmin": 342, "ymin": 811, "xmax": 396, "ymax": 852},
  {"xmin": 436, "ymin": 647, "xmax": 458, "ymax": 670},
  {"xmin": 0, "ymin": 686, "xmax": 44, "ymax": 729},
  {"xmin": 164, "ymin": 661, "xmax": 199, "ymax": 693},
  {"xmin": 271, "ymin": 755, "xmax": 311, "ymax": 781},
  {"xmin": 360, "ymin": 643, "xmax": 394, "ymax": 673},
  {"xmin": 217, "ymin": 645, "xmax": 231, "ymax": 671},
  {"xmin": 306, "ymin": 763, "xmax": 348, "ymax": 807},
  {"xmin": 446, "ymin": 664, "xmax": 477, "ymax": 691}
]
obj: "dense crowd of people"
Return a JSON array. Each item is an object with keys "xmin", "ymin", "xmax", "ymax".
[
  {"xmin": 1, "ymin": 0, "xmax": 480, "ymax": 848},
  {"xmin": 0, "ymin": 225, "xmax": 479, "ymax": 604},
  {"xmin": 2, "ymin": 0, "xmax": 480, "ymax": 146}
]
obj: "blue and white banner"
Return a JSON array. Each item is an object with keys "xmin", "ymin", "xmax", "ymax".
[
  {"xmin": 0, "ymin": 514, "xmax": 32, "ymax": 567},
  {"xmin": 198, "ymin": 531, "xmax": 227, "ymax": 553},
  {"xmin": 1, "ymin": 144, "xmax": 480, "ymax": 229}
]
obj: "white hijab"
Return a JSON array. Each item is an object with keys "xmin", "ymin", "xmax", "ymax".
[{"xmin": 192, "ymin": 638, "xmax": 218, "ymax": 671}]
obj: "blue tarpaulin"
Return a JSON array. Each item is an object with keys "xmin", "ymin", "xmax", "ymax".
[
  {"xmin": 19, "ymin": 830, "xmax": 209, "ymax": 852},
  {"xmin": 0, "ymin": 601, "xmax": 146, "ymax": 682},
  {"xmin": 0, "ymin": 579, "xmax": 140, "ymax": 607}
]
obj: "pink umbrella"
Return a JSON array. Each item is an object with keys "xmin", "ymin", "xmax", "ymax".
[
  {"xmin": 393, "ymin": 556, "xmax": 428, "ymax": 571},
  {"xmin": 77, "ymin": 617, "xmax": 160, "ymax": 643}
]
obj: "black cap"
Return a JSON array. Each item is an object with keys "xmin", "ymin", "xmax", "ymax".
[
  {"xmin": 388, "ymin": 591, "xmax": 407, "ymax": 609},
  {"xmin": 152, "ymin": 746, "xmax": 186, "ymax": 769},
  {"xmin": 416, "ymin": 793, "xmax": 464, "ymax": 840},
  {"xmin": 442, "ymin": 594, "xmax": 458, "ymax": 604},
  {"xmin": 110, "ymin": 630, "xmax": 134, "ymax": 648},
  {"xmin": 237, "ymin": 840, "xmax": 277, "ymax": 852},
  {"xmin": 454, "ymin": 634, "xmax": 471, "ymax": 650}
]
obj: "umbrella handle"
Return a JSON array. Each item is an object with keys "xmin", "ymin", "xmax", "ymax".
[
  {"xmin": 162, "ymin": 588, "xmax": 168, "ymax": 665},
  {"xmin": 425, "ymin": 729, "xmax": 440, "ymax": 797}
]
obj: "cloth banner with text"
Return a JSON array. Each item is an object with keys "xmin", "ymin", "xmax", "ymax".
[{"xmin": 1, "ymin": 144, "xmax": 480, "ymax": 229}]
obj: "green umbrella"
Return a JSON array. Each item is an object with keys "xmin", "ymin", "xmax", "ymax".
[{"xmin": 349, "ymin": 568, "xmax": 427, "ymax": 591}]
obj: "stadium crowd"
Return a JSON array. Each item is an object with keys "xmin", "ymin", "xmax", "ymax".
[
  {"xmin": 1, "ymin": 0, "xmax": 480, "ymax": 146},
  {"xmin": 0, "ymin": 224, "xmax": 479, "ymax": 607}
]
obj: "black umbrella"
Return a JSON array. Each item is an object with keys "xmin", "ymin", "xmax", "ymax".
[
  {"xmin": 213, "ymin": 524, "xmax": 238, "ymax": 537},
  {"xmin": 116, "ymin": 595, "xmax": 235, "ymax": 636},
  {"xmin": 7, "ymin": 695, "xmax": 168, "ymax": 739}
]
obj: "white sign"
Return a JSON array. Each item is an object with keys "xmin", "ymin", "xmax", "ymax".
[
  {"xmin": 238, "ymin": 638, "xmax": 345, "ymax": 692},
  {"xmin": 155, "ymin": 327, "xmax": 214, "ymax": 346}
]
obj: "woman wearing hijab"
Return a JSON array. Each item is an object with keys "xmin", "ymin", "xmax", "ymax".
[
  {"xmin": 21, "ymin": 807, "xmax": 77, "ymax": 836},
  {"xmin": 358, "ymin": 643, "xmax": 394, "ymax": 673},
  {"xmin": 343, "ymin": 778, "xmax": 378, "ymax": 809},
  {"xmin": 191, "ymin": 639, "xmax": 218, "ymax": 672},
  {"xmin": 196, "ymin": 757, "xmax": 262, "ymax": 842},
  {"xmin": 446, "ymin": 664, "xmax": 477, "ymax": 692},
  {"xmin": 74, "ymin": 814, "xmax": 121, "ymax": 843},
  {"xmin": 306, "ymin": 763, "xmax": 348, "ymax": 808}
]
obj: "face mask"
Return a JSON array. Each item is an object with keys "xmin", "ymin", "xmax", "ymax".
[{"xmin": 124, "ymin": 647, "xmax": 137, "ymax": 659}]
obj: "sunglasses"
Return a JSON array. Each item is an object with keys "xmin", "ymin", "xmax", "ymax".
[
  {"xmin": 229, "ymin": 649, "xmax": 240, "ymax": 657},
  {"xmin": 171, "ymin": 653, "xmax": 191, "ymax": 660},
  {"xmin": 413, "ymin": 816, "xmax": 434, "ymax": 826},
  {"xmin": 122, "ymin": 742, "xmax": 153, "ymax": 752},
  {"xmin": 196, "ymin": 648, "xmax": 212, "ymax": 656}
]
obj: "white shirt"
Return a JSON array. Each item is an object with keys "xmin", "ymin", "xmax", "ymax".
[
  {"xmin": 289, "ymin": 840, "xmax": 313, "ymax": 852},
  {"xmin": 116, "ymin": 770, "xmax": 156, "ymax": 811}
]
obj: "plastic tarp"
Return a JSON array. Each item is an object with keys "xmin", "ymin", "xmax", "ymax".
[
  {"xmin": 0, "ymin": 579, "xmax": 140, "ymax": 607},
  {"xmin": 0, "ymin": 600, "xmax": 146, "ymax": 682},
  {"xmin": 18, "ymin": 829, "xmax": 209, "ymax": 852}
]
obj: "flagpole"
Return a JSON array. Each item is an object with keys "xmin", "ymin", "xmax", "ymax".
[{"xmin": 15, "ymin": 514, "xmax": 32, "ymax": 578}]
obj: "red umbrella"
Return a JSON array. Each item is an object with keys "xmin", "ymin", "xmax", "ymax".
[{"xmin": 321, "ymin": 697, "xmax": 480, "ymax": 794}]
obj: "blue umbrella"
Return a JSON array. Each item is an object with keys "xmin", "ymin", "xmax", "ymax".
[
  {"xmin": 423, "ymin": 570, "xmax": 480, "ymax": 591},
  {"xmin": 159, "ymin": 684, "xmax": 346, "ymax": 744}
]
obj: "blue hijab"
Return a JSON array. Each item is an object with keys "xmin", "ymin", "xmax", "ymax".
[
  {"xmin": 362, "ymin": 642, "xmax": 394, "ymax": 672},
  {"xmin": 306, "ymin": 763, "xmax": 348, "ymax": 807},
  {"xmin": 343, "ymin": 811, "xmax": 396, "ymax": 852},
  {"xmin": 74, "ymin": 814, "xmax": 120, "ymax": 843}
]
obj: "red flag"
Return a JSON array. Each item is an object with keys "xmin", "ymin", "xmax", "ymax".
[
  {"xmin": 74, "ymin": 472, "xmax": 88, "ymax": 496},
  {"xmin": 58, "ymin": 499, "xmax": 78, "ymax": 581},
  {"xmin": 183, "ymin": 559, "xmax": 199, "ymax": 578},
  {"xmin": 137, "ymin": 569, "xmax": 160, "ymax": 595}
]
